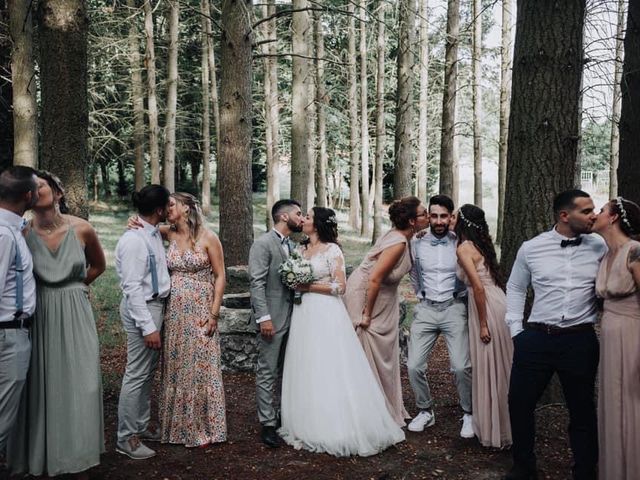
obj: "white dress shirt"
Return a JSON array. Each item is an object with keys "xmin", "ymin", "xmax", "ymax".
[
  {"xmin": 0, "ymin": 208, "xmax": 36, "ymax": 322},
  {"xmin": 115, "ymin": 219, "xmax": 170, "ymax": 336},
  {"xmin": 410, "ymin": 230, "xmax": 458, "ymax": 302},
  {"xmin": 505, "ymin": 227, "xmax": 607, "ymax": 337}
]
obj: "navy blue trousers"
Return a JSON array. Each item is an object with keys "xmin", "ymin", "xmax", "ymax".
[{"xmin": 508, "ymin": 327, "xmax": 599, "ymax": 480}]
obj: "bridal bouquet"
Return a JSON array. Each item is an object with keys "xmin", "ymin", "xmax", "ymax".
[{"xmin": 278, "ymin": 251, "xmax": 314, "ymax": 304}]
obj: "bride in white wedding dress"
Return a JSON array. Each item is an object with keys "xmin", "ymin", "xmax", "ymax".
[{"xmin": 278, "ymin": 207, "xmax": 405, "ymax": 457}]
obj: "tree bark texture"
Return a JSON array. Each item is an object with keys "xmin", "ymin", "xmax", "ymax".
[
  {"xmin": 609, "ymin": 0, "xmax": 625, "ymax": 198},
  {"xmin": 393, "ymin": 0, "xmax": 415, "ymax": 199},
  {"xmin": 0, "ymin": 2, "xmax": 12, "ymax": 172},
  {"xmin": 472, "ymin": 0, "xmax": 483, "ymax": 207},
  {"xmin": 205, "ymin": 0, "xmax": 221, "ymax": 197},
  {"xmin": 417, "ymin": 0, "xmax": 429, "ymax": 202},
  {"xmin": 9, "ymin": 0, "xmax": 38, "ymax": 168},
  {"xmin": 219, "ymin": 0, "xmax": 253, "ymax": 266},
  {"xmin": 499, "ymin": 0, "xmax": 586, "ymax": 275},
  {"xmin": 348, "ymin": 1, "xmax": 360, "ymax": 227},
  {"xmin": 126, "ymin": 0, "xmax": 146, "ymax": 191},
  {"xmin": 201, "ymin": 0, "xmax": 211, "ymax": 215},
  {"xmin": 143, "ymin": 0, "xmax": 160, "ymax": 184},
  {"xmin": 290, "ymin": 0, "xmax": 311, "ymax": 211},
  {"xmin": 496, "ymin": 0, "xmax": 513, "ymax": 244},
  {"xmin": 372, "ymin": 0, "xmax": 386, "ymax": 243},
  {"xmin": 439, "ymin": 0, "xmax": 459, "ymax": 204},
  {"xmin": 359, "ymin": 0, "xmax": 370, "ymax": 236},
  {"xmin": 38, "ymin": 0, "xmax": 89, "ymax": 219},
  {"xmin": 163, "ymin": 0, "xmax": 179, "ymax": 192},
  {"xmin": 315, "ymin": 8, "xmax": 327, "ymax": 208}
]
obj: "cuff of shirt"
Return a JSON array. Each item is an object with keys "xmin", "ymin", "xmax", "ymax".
[
  {"xmin": 256, "ymin": 315, "xmax": 271, "ymax": 324},
  {"xmin": 141, "ymin": 322, "xmax": 158, "ymax": 337}
]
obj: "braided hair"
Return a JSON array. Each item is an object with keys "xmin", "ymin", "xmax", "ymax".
[
  {"xmin": 37, "ymin": 170, "xmax": 69, "ymax": 214},
  {"xmin": 302, "ymin": 207, "xmax": 340, "ymax": 246},
  {"xmin": 610, "ymin": 197, "xmax": 640, "ymax": 239},
  {"xmin": 454, "ymin": 204, "xmax": 504, "ymax": 290},
  {"xmin": 171, "ymin": 192, "xmax": 204, "ymax": 249}
]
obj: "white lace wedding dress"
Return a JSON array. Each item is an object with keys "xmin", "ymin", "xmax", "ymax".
[{"xmin": 278, "ymin": 243, "xmax": 405, "ymax": 457}]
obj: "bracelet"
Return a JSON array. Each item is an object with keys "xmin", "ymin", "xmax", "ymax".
[{"xmin": 211, "ymin": 312, "xmax": 220, "ymax": 320}]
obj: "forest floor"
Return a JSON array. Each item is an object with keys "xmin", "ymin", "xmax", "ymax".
[{"xmin": 2, "ymin": 200, "xmax": 575, "ymax": 480}]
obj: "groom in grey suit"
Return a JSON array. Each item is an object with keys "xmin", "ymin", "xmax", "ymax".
[{"xmin": 249, "ymin": 199, "xmax": 304, "ymax": 448}]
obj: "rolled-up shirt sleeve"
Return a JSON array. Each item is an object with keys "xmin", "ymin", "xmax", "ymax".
[
  {"xmin": 505, "ymin": 243, "xmax": 531, "ymax": 337},
  {"xmin": 119, "ymin": 238, "xmax": 157, "ymax": 336}
]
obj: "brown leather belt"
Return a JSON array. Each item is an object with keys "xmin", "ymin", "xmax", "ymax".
[
  {"xmin": 526, "ymin": 322, "xmax": 593, "ymax": 335},
  {"xmin": 0, "ymin": 315, "xmax": 33, "ymax": 329}
]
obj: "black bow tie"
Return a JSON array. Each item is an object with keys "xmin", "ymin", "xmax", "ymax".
[
  {"xmin": 281, "ymin": 237, "xmax": 288, "ymax": 245},
  {"xmin": 560, "ymin": 237, "xmax": 582, "ymax": 248}
]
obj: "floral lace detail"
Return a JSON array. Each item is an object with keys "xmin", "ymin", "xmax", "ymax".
[{"xmin": 299, "ymin": 243, "xmax": 346, "ymax": 295}]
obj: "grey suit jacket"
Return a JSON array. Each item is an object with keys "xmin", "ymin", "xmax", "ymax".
[{"xmin": 248, "ymin": 230, "xmax": 294, "ymax": 333}]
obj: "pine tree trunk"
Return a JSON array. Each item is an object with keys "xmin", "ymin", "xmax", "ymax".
[
  {"xmin": 219, "ymin": 0, "xmax": 253, "ymax": 266},
  {"xmin": 314, "ymin": 8, "xmax": 328, "ymax": 209},
  {"xmin": 205, "ymin": 0, "xmax": 220, "ymax": 198},
  {"xmin": 290, "ymin": 0, "xmax": 311, "ymax": 210},
  {"xmin": 610, "ymin": 0, "xmax": 625, "ymax": 198},
  {"xmin": 439, "ymin": 0, "xmax": 459, "ymax": 204},
  {"xmin": 163, "ymin": 0, "xmax": 179, "ymax": 192},
  {"xmin": 127, "ymin": 0, "xmax": 146, "ymax": 191},
  {"xmin": 99, "ymin": 162, "xmax": 111, "ymax": 198},
  {"xmin": 499, "ymin": 0, "xmax": 586, "ymax": 275},
  {"xmin": 348, "ymin": 1, "xmax": 360, "ymax": 229},
  {"xmin": 417, "ymin": 0, "xmax": 429, "ymax": 201},
  {"xmin": 360, "ymin": 0, "xmax": 370, "ymax": 235},
  {"xmin": 496, "ymin": 0, "xmax": 513, "ymax": 244},
  {"xmin": 38, "ymin": 0, "xmax": 89, "ymax": 219},
  {"xmin": 143, "ymin": 0, "xmax": 160, "ymax": 184},
  {"xmin": 472, "ymin": 0, "xmax": 483, "ymax": 207},
  {"xmin": 201, "ymin": 0, "xmax": 211, "ymax": 215},
  {"xmin": 619, "ymin": 0, "xmax": 640, "ymax": 204},
  {"xmin": 0, "ymin": 3, "xmax": 12, "ymax": 172},
  {"xmin": 394, "ymin": 0, "xmax": 415, "ymax": 199},
  {"xmin": 372, "ymin": 0, "xmax": 386, "ymax": 243},
  {"xmin": 9, "ymin": 0, "xmax": 38, "ymax": 168}
]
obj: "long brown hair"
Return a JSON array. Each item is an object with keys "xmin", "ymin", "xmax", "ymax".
[{"xmin": 171, "ymin": 192, "xmax": 204, "ymax": 249}]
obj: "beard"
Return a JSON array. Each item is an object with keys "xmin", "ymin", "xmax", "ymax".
[{"xmin": 287, "ymin": 218, "xmax": 303, "ymax": 233}]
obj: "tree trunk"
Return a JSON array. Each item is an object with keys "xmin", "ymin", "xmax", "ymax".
[
  {"xmin": 143, "ymin": 0, "xmax": 160, "ymax": 184},
  {"xmin": 359, "ymin": 0, "xmax": 370, "ymax": 235},
  {"xmin": 416, "ymin": 0, "xmax": 429, "ymax": 201},
  {"xmin": 290, "ymin": 0, "xmax": 311, "ymax": 211},
  {"xmin": 499, "ymin": 0, "xmax": 586, "ymax": 276},
  {"xmin": 9, "ymin": 0, "xmax": 38, "ymax": 167},
  {"xmin": 394, "ymin": 0, "xmax": 415, "ymax": 199},
  {"xmin": 372, "ymin": 0, "xmax": 386, "ymax": 243},
  {"xmin": 201, "ymin": 0, "xmax": 211, "ymax": 215},
  {"xmin": 38, "ymin": 0, "xmax": 89, "ymax": 219},
  {"xmin": 619, "ymin": 1, "xmax": 640, "ymax": 204},
  {"xmin": 347, "ymin": 1, "xmax": 360, "ymax": 229},
  {"xmin": 205, "ymin": 0, "xmax": 221, "ymax": 198},
  {"xmin": 126, "ymin": 0, "xmax": 146, "ymax": 191},
  {"xmin": 315, "ymin": 8, "xmax": 327, "ymax": 209},
  {"xmin": 610, "ymin": 0, "xmax": 626, "ymax": 198},
  {"xmin": 99, "ymin": 161, "xmax": 111, "ymax": 198},
  {"xmin": 472, "ymin": 0, "xmax": 483, "ymax": 207},
  {"xmin": 0, "ymin": 2, "xmax": 12, "ymax": 172},
  {"xmin": 439, "ymin": 0, "xmax": 459, "ymax": 204},
  {"xmin": 496, "ymin": 0, "xmax": 513, "ymax": 244},
  {"xmin": 219, "ymin": 0, "xmax": 253, "ymax": 266},
  {"xmin": 117, "ymin": 156, "xmax": 128, "ymax": 198},
  {"xmin": 163, "ymin": 0, "xmax": 179, "ymax": 192}
]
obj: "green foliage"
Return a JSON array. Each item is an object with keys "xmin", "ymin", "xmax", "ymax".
[{"xmin": 581, "ymin": 119, "xmax": 611, "ymax": 172}]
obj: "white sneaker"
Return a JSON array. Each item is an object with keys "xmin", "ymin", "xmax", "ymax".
[
  {"xmin": 407, "ymin": 410, "xmax": 435, "ymax": 432},
  {"xmin": 116, "ymin": 435, "xmax": 156, "ymax": 460},
  {"xmin": 460, "ymin": 413, "xmax": 474, "ymax": 438}
]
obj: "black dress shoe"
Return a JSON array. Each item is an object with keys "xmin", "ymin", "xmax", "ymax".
[
  {"xmin": 261, "ymin": 426, "xmax": 282, "ymax": 448},
  {"xmin": 502, "ymin": 464, "xmax": 538, "ymax": 480}
]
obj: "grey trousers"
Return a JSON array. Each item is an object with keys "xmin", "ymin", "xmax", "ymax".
[
  {"xmin": 255, "ymin": 328, "xmax": 288, "ymax": 427},
  {"xmin": 117, "ymin": 298, "xmax": 164, "ymax": 443},
  {"xmin": 407, "ymin": 299, "xmax": 472, "ymax": 413},
  {"xmin": 0, "ymin": 328, "xmax": 31, "ymax": 453}
]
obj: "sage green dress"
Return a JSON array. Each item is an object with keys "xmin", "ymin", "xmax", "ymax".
[{"xmin": 8, "ymin": 226, "xmax": 104, "ymax": 476}]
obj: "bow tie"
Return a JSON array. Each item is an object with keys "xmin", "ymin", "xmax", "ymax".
[
  {"xmin": 431, "ymin": 238, "xmax": 448, "ymax": 246},
  {"xmin": 560, "ymin": 237, "xmax": 582, "ymax": 248},
  {"xmin": 281, "ymin": 237, "xmax": 289, "ymax": 245}
]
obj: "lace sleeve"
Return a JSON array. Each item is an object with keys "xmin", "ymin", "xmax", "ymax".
[{"xmin": 326, "ymin": 243, "xmax": 346, "ymax": 295}]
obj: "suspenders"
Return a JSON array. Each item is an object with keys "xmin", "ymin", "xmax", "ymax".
[
  {"xmin": 0, "ymin": 224, "xmax": 25, "ymax": 318},
  {"xmin": 135, "ymin": 231, "xmax": 159, "ymax": 298}
]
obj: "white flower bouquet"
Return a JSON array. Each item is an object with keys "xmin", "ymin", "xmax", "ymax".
[{"xmin": 278, "ymin": 251, "xmax": 314, "ymax": 304}]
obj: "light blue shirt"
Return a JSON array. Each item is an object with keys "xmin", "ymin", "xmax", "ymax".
[
  {"xmin": 505, "ymin": 227, "xmax": 607, "ymax": 337},
  {"xmin": 0, "ymin": 208, "xmax": 36, "ymax": 322},
  {"xmin": 410, "ymin": 230, "xmax": 459, "ymax": 302}
]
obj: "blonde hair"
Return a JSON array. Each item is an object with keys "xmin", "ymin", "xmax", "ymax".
[{"xmin": 172, "ymin": 192, "xmax": 204, "ymax": 249}]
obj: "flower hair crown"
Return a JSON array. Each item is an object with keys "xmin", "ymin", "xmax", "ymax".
[
  {"xmin": 458, "ymin": 209, "xmax": 482, "ymax": 230},
  {"xmin": 615, "ymin": 197, "xmax": 633, "ymax": 230},
  {"xmin": 326, "ymin": 215, "xmax": 337, "ymax": 225}
]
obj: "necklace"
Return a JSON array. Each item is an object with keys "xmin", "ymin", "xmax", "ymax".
[{"xmin": 38, "ymin": 215, "xmax": 65, "ymax": 235}]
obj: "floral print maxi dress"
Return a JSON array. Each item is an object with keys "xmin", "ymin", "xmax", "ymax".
[{"xmin": 159, "ymin": 241, "xmax": 227, "ymax": 447}]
